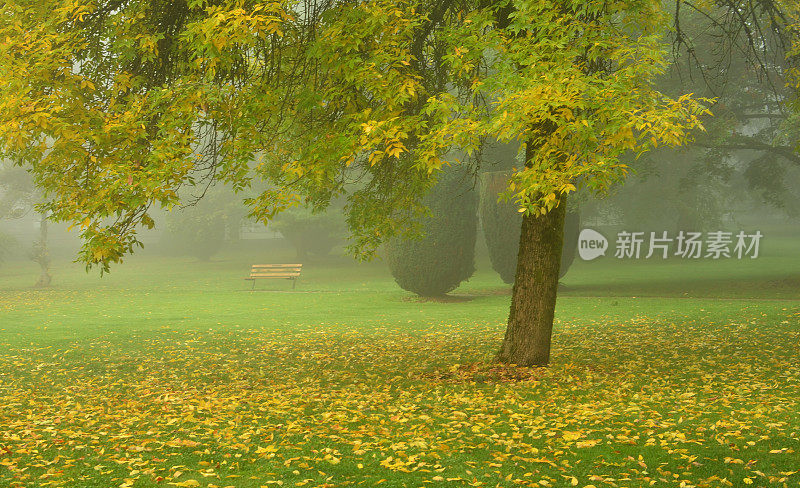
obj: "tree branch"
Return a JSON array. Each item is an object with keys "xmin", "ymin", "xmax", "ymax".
[{"xmin": 693, "ymin": 135, "xmax": 800, "ymax": 164}]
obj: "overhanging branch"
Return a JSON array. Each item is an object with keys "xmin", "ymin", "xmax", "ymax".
[{"xmin": 693, "ymin": 136, "xmax": 800, "ymax": 164}]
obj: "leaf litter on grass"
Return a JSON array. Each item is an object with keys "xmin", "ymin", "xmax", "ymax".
[{"xmin": 0, "ymin": 314, "xmax": 799, "ymax": 487}]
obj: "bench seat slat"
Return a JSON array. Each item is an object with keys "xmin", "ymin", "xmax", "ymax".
[
  {"xmin": 248, "ymin": 274, "xmax": 300, "ymax": 278},
  {"xmin": 250, "ymin": 269, "xmax": 301, "ymax": 272},
  {"xmin": 249, "ymin": 271, "xmax": 301, "ymax": 274},
  {"xmin": 251, "ymin": 268, "xmax": 301, "ymax": 271},
  {"xmin": 251, "ymin": 268, "xmax": 302, "ymax": 272}
]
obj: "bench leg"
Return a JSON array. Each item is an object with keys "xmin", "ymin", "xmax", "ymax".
[
  {"xmin": 252, "ymin": 279, "xmax": 256, "ymax": 290},
  {"xmin": 292, "ymin": 278, "xmax": 297, "ymax": 290}
]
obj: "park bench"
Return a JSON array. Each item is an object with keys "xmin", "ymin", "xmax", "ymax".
[{"xmin": 245, "ymin": 264, "xmax": 303, "ymax": 289}]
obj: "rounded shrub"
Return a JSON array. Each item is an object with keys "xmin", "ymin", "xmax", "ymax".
[
  {"xmin": 386, "ymin": 166, "xmax": 478, "ymax": 297},
  {"xmin": 161, "ymin": 186, "xmax": 241, "ymax": 261},
  {"xmin": 165, "ymin": 210, "xmax": 227, "ymax": 261},
  {"xmin": 479, "ymin": 171, "xmax": 579, "ymax": 284},
  {"xmin": 271, "ymin": 206, "xmax": 346, "ymax": 259}
]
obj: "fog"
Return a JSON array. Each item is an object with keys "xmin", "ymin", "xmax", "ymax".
[
  {"xmin": 0, "ymin": 2, "xmax": 799, "ymax": 487},
  {"xmin": 2, "ymin": 136, "xmax": 798, "ymax": 291}
]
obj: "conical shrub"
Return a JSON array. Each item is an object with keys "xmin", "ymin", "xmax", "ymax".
[{"xmin": 386, "ymin": 166, "xmax": 478, "ymax": 297}]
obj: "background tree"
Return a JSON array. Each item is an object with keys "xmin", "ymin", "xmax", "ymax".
[
  {"xmin": 162, "ymin": 184, "xmax": 246, "ymax": 261},
  {"xmin": 580, "ymin": 0, "xmax": 800, "ymax": 237},
  {"xmin": 0, "ymin": 161, "xmax": 52, "ymax": 285},
  {"xmin": 667, "ymin": 0, "xmax": 799, "ymax": 214},
  {"xmin": 386, "ymin": 164, "xmax": 477, "ymax": 297},
  {"xmin": 580, "ymin": 146, "xmax": 735, "ymax": 233},
  {"xmin": 27, "ymin": 212, "xmax": 52, "ymax": 287},
  {"xmin": 271, "ymin": 205, "xmax": 348, "ymax": 260},
  {"xmin": 0, "ymin": 163, "xmax": 34, "ymax": 219}
]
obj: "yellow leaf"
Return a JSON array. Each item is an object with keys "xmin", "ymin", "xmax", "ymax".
[
  {"xmin": 168, "ymin": 481, "xmax": 200, "ymax": 487},
  {"xmin": 255, "ymin": 445, "xmax": 278, "ymax": 455}
]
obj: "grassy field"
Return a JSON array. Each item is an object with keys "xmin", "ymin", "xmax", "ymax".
[{"xmin": 0, "ymin": 234, "xmax": 798, "ymax": 488}]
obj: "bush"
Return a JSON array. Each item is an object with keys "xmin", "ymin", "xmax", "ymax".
[
  {"xmin": 386, "ymin": 166, "xmax": 478, "ymax": 297},
  {"xmin": 0, "ymin": 232, "xmax": 15, "ymax": 266},
  {"xmin": 165, "ymin": 209, "xmax": 226, "ymax": 261},
  {"xmin": 479, "ymin": 171, "xmax": 579, "ymax": 284},
  {"xmin": 271, "ymin": 206, "xmax": 347, "ymax": 259},
  {"xmin": 162, "ymin": 186, "xmax": 241, "ymax": 261}
]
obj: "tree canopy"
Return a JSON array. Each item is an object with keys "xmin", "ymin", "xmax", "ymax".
[{"xmin": 0, "ymin": 0, "xmax": 716, "ymax": 272}]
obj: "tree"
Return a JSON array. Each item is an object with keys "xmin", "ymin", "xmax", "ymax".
[
  {"xmin": 4, "ymin": 0, "xmax": 791, "ymax": 367},
  {"xmin": 386, "ymin": 164, "xmax": 477, "ymax": 297},
  {"xmin": 161, "ymin": 184, "xmax": 245, "ymax": 261},
  {"xmin": 0, "ymin": 163, "xmax": 35, "ymax": 219},
  {"xmin": 577, "ymin": 0, "xmax": 800, "ymax": 238},
  {"xmin": 29, "ymin": 212, "xmax": 52, "ymax": 287},
  {"xmin": 0, "ymin": 161, "xmax": 52, "ymax": 286},
  {"xmin": 163, "ymin": 199, "xmax": 226, "ymax": 262},
  {"xmin": 658, "ymin": 1, "xmax": 799, "ymax": 214}
]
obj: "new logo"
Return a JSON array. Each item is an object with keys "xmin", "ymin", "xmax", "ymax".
[{"xmin": 578, "ymin": 229, "xmax": 608, "ymax": 261}]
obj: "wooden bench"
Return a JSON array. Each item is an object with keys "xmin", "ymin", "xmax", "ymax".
[{"xmin": 245, "ymin": 264, "xmax": 303, "ymax": 289}]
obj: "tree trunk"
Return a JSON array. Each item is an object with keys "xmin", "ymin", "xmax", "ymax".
[
  {"xmin": 34, "ymin": 212, "xmax": 52, "ymax": 288},
  {"xmin": 497, "ymin": 138, "xmax": 567, "ymax": 367}
]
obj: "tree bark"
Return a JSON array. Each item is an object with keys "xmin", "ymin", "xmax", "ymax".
[{"xmin": 497, "ymin": 138, "xmax": 567, "ymax": 367}]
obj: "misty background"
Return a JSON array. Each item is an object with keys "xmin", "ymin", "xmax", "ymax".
[{"xmin": 1, "ymin": 12, "xmax": 798, "ymax": 293}]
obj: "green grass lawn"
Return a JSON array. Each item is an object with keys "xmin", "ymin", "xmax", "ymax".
[{"xmin": 0, "ymin": 236, "xmax": 798, "ymax": 488}]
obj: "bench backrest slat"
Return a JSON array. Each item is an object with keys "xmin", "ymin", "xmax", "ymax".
[
  {"xmin": 250, "ymin": 264, "xmax": 301, "ymax": 271},
  {"xmin": 247, "ymin": 264, "xmax": 302, "ymax": 278},
  {"xmin": 251, "ymin": 264, "xmax": 303, "ymax": 268}
]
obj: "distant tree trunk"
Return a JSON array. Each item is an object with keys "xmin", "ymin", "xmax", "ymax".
[
  {"xmin": 295, "ymin": 243, "xmax": 309, "ymax": 261},
  {"xmin": 497, "ymin": 134, "xmax": 566, "ymax": 367},
  {"xmin": 34, "ymin": 211, "xmax": 51, "ymax": 288}
]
